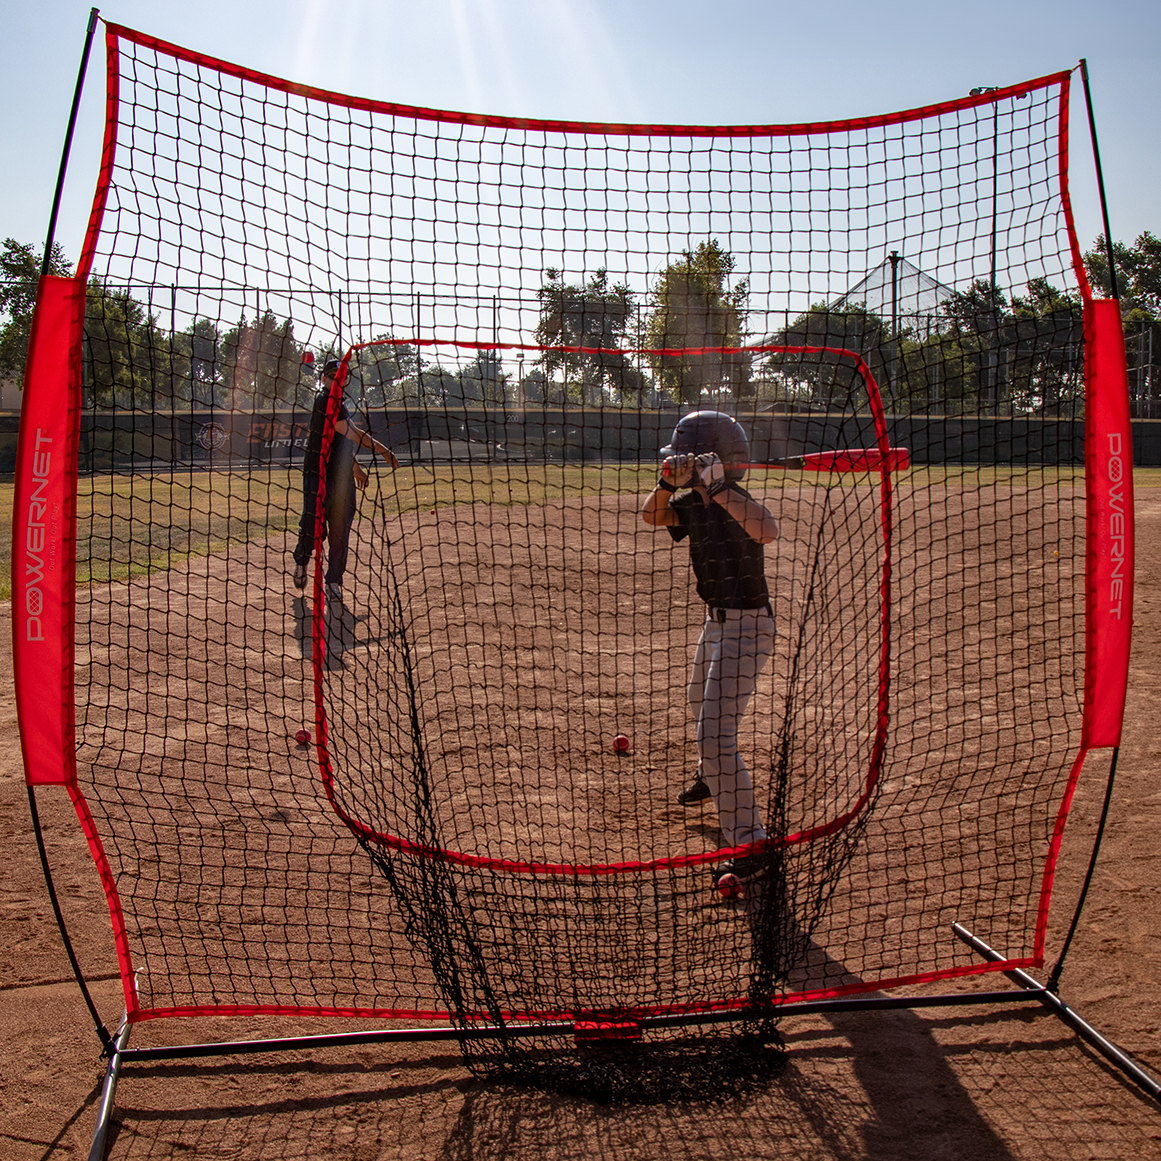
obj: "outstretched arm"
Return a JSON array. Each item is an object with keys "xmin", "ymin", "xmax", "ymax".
[{"xmin": 334, "ymin": 417, "xmax": 400, "ymax": 468}]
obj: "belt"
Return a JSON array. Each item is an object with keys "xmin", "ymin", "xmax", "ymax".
[{"xmin": 709, "ymin": 603, "xmax": 772, "ymax": 622}]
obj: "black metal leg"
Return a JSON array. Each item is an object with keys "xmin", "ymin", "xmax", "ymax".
[
  {"xmin": 954, "ymin": 922, "xmax": 1161, "ymax": 1105},
  {"xmin": 88, "ymin": 1019, "xmax": 131, "ymax": 1161}
]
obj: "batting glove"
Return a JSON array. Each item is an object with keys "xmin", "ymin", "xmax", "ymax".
[
  {"xmin": 661, "ymin": 454, "xmax": 696, "ymax": 489},
  {"xmin": 695, "ymin": 452, "xmax": 729, "ymax": 497}
]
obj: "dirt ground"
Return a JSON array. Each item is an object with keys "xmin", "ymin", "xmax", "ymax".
[{"xmin": 4, "ymin": 483, "xmax": 1161, "ymax": 1160}]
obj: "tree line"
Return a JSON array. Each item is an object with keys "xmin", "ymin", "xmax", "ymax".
[
  {"xmin": 765, "ymin": 276, "xmax": 1086, "ymax": 416},
  {"xmin": 3, "ymin": 232, "xmax": 1159, "ymax": 414},
  {"xmin": 0, "ymin": 238, "xmax": 322, "ymax": 410}
]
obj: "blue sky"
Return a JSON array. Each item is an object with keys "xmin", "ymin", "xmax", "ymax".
[{"xmin": 3, "ymin": 0, "xmax": 1158, "ymax": 266}]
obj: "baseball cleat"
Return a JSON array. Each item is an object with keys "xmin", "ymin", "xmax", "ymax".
[
  {"xmin": 292, "ymin": 563, "xmax": 307, "ymax": 589},
  {"xmin": 677, "ymin": 776, "xmax": 712, "ymax": 805}
]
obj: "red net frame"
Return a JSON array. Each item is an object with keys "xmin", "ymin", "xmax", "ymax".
[{"xmin": 316, "ymin": 340, "xmax": 894, "ymax": 878}]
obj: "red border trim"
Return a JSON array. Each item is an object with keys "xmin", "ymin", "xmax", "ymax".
[
  {"xmin": 77, "ymin": 26, "xmax": 120, "ymax": 282},
  {"xmin": 69, "ymin": 785, "xmax": 140, "ymax": 1018},
  {"xmin": 316, "ymin": 343, "xmax": 892, "ymax": 876},
  {"xmin": 56, "ymin": 25, "xmax": 1088, "ymax": 1024},
  {"xmin": 124, "ymin": 957, "xmax": 1036, "ymax": 1026},
  {"xmin": 1035, "ymin": 748, "xmax": 1090, "ymax": 961},
  {"xmin": 1057, "ymin": 73, "xmax": 1093, "ymax": 304},
  {"xmin": 107, "ymin": 21, "xmax": 1068, "ymax": 141}
]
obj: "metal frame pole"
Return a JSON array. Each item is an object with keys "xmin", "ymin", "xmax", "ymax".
[
  {"xmin": 108, "ymin": 987, "xmax": 1053, "ymax": 1066},
  {"xmin": 27, "ymin": 788, "xmax": 113, "ymax": 1054},
  {"xmin": 88, "ymin": 1019, "xmax": 131, "ymax": 1161},
  {"xmin": 1079, "ymin": 59, "xmax": 1120, "ymax": 302},
  {"xmin": 41, "ymin": 8, "xmax": 101, "ymax": 277},
  {"xmin": 969, "ymin": 85, "xmax": 1002, "ymax": 415},
  {"xmin": 889, "ymin": 249, "xmax": 900, "ymax": 407},
  {"xmin": 88, "ymin": 921, "xmax": 1161, "ymax": 1125}
]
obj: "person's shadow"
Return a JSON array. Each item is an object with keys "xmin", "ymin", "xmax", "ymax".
[
  {"xmin": 292, "ymin": 594, "xmax": 376, "ymax": 670},
  {"xmin": 663, "ymin": 807, "xmax": 1021, "ymax": 1157}
]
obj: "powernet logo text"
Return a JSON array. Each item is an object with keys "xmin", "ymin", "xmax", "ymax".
[
  {"xmin": 1107, "ymin": 431, "xmax": 1127, "ymax": 621},
  {"xmin": 23, "ymin": 428, "xmax": 56, "ymax": 643}
]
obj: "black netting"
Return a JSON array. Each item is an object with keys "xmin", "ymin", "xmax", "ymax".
[{"xmin": 69, "ymin": 28, "xmax": 1085, "ymax": 1101}]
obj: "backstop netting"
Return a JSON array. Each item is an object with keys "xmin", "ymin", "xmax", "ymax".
[{"xmin": 13, "ymin": 21, "xmax": 1134, "ymax": 1100}]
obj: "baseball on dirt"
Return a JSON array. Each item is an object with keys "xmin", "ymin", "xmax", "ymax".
[
  {"xmin": 613, "ymin": 734, "xmax": 630, "ymax": 753},
  {"xmin": 295, "ymin": 729, "xmax": 311, "ymax": 745},
  {"xmin": 717, "ymin": 874, "xmax": 743, "ymax": 900}
]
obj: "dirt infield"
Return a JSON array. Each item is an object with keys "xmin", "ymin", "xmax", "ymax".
[{"xmin": 3, "ymin": 479, "xmax": 1161, "ymax": 1158}]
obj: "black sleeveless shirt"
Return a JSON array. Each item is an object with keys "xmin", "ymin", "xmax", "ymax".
[{"xmin": 667, "ymin": 486, "xmax": 770, "ymax": 609}]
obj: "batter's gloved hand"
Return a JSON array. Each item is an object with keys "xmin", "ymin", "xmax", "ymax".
[
  {"xmin": 661, "ymin": 453, "xmax": 696, "ymax": 489},
  {"xmin": 695, "ymin": 452, "xmax": 729, "ymax": 497}
]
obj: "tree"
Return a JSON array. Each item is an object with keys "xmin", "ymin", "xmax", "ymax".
[
  {"xmin": 218, "ymin": 310, "xmax": 309, "ymax": 409},
  {"xmin": 755, "ymin": 273, "xmax": 1083, "ymax": 417},
  {"xmin": 643, "ymin": 240, "xmax": 750, "ymax": 405},
  {"xmin": 535, "ymin": 268, "xmax": 642, "ymax": 403},
  {"xmin": 938, "ymin": 278, "xmax": 1007, "ymax": 340},
  {"xmin": 170, "ymin": 316, "xmax": 226, "ymax": 408},
  {"xmin": 921, "ymin": 276, "xmax": 1080, "ymax": 415},
  {"xmin": 518, "ymin": 367, "xmax": 550, "ymax": 404},
  {"xmin": 84, "ymin": 279, "xmax": 171, "ymax": 409},
  {"xmin": 1084, "ymin": 232, "xmax": 1161, "ymax": 320},
  {"xmin": 416, "ymin": 362, "xmax": 463, "ymax": 405},
  {"xmin": 759, "ymin": 303, "xmax": 892, "ymax": 410},
  {"xmin": 355, "ymin": 336, "xmax": 421, "ymax": 406},
  {"xmin": 0, "ymin": 238, "xmax": 73, "ymax": 384},
  {"xmin": 1005, "ymin": 277, "xmax": 1082, "ymax": 413},
  {"xmin": 454, "ymin": 349, "xmax": 508, "ymax": 404},
  {"xmin": 891, "ymin": 329, "xmax": 982, "ymax": 415},
  {"xmin": 915, "ymin": 278, "xmax": 1081, "ymax": 415},
  {"xmin": 930, "ymin": 278, "xmax": 1005, "ymax": 411},
  {"xmin": 1085, "ymin": 233, "xmax": 1161, "ymax": 411}
]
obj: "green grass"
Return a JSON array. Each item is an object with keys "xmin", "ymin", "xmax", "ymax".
[
  {"xmin": 75, "ymin": 470, "xmax": 302, "ymax": 587},
  {"xmin": 3, "ymin": 462, "xmax": 1161, "ymax": 602},
  {"xmin": 375, "ymin": 462, "xmax": 659, "ymax": 512},
  {"xmin": 0, "ymin": 464, "xmax": 660, "ymax": 600},
  {"xmin": 892, "ymin": 465, "xmax": 1086, "ymax": 487},
  {"xmin": 74, "ymin": 463, "xmax": 663, "ymax": 588}
]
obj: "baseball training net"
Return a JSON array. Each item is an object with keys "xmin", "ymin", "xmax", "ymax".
[{"xmin": 13, "ymin": 21, "xmax": 1133, "ymax": 1101}]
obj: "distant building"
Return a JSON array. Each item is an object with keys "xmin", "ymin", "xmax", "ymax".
[{"xmin": 0, "ymin": 377, "xmax": 21, "ymax": 411}]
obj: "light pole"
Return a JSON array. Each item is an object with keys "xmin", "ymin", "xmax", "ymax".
[
  {"xmin": 970, "ymin": 86, "xmax": 1000, "ymax": 414},
  {"xmin": 888, "ymin": 249, "xmax": 900, "ymax": 408}
]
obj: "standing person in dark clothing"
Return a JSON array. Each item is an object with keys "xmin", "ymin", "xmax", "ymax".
[
  {"xmin": 292, "ymin": 358, "xmax": 398, "ymax": 608},
  {"xmin": 642, "ymin": 411, "xmax": 779, "ymax": 891}
]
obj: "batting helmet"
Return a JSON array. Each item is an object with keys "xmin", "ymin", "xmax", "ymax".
[{"xmin": 660, "ymin": 411, "xmax": 749, "ymax": 481}]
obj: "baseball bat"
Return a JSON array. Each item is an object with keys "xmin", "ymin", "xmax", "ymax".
[{"xmin": 735, "ymin": 447, "xmax": 911, "ymax": 473}]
